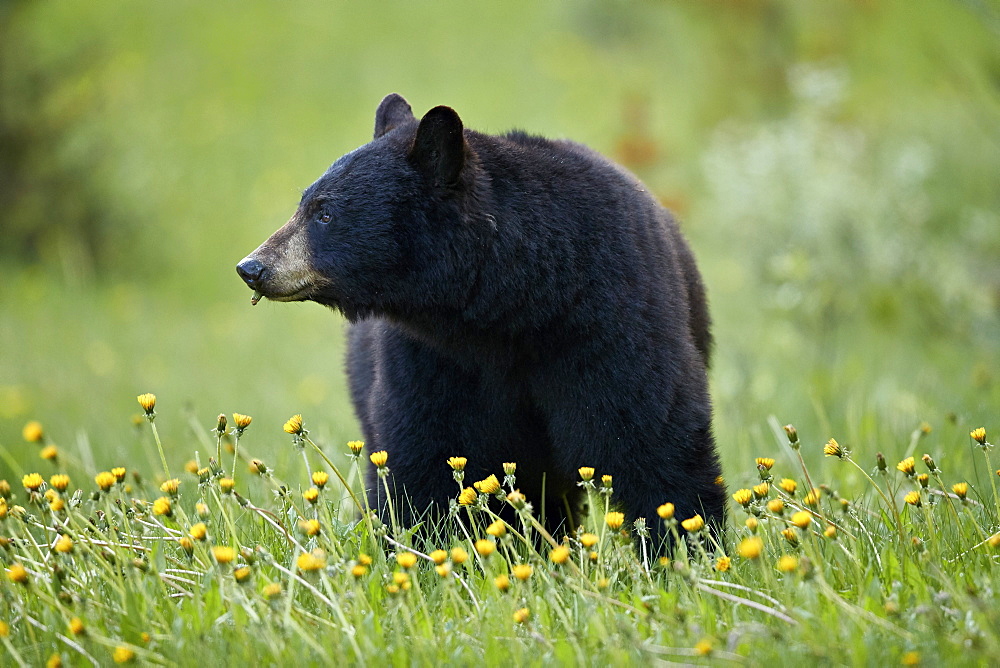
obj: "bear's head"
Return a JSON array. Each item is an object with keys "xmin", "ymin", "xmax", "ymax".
[{"xmin": 237, "ymin": 94, "xmax": 486, "ymax": 323}]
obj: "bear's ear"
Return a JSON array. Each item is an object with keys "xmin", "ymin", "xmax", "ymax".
[
  {"xmin": 374, "ymin": 93, "xmax": 415, "ymax": 139},
  {"xmin": 410, "ymin": 105, "xmax": 466, "ymax": 187}
]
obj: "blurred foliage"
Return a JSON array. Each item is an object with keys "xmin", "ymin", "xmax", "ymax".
[{"xmin": 1, "ymin": 0, "xmax": 999, "ymax": 485}]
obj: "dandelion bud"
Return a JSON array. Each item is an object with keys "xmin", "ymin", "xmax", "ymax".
[
  {"xmin": 988, "ymin": 533, "xmax": 1000, "ymax": 549},
  {"xmin": 745, "ymin": 516, "xmax": 759, "ymax": 532},
  {"xmin": 219, "ymin": 477, "xmax": 235, "ymax": 494},
  {"xmin": 0, "ymin": 480, "xmax": 10, "ymax": 499},
  {"xmin": 916, "ymin": 473, "xmax": 929, "ymax": 488},
  {"xmin": 601, "ymin": 475, "xmax": 613, "ymax": 488},
  {"xmin": 137, "ymin": 393, "xmax": 157, "ymax": 415},
  {"xmin": 502, "ymin": 462, "xmax": 516, "ymax": 475},
  {"xmin": 506, "ymin": 489, "xmax": 526, "ymax": 510},
  {"xmin": 22, "ymin": 420, "xmax": 44, "ymax": 443},
  {"xmin": 823, "ymin": 438, "xmax": 845, "ymax": 459},
  {"xmin": 215, "ymin": 414, "xmax": 227, "ymax": 434},
  {"xmin": 457, "ymin": 487, "xmax": 477, "ymax": 505},
  {"xmin": 896, "ymin": 457, "xmax": 916, "ymax": 476},
  {"xmin": 781, "ymin": 528, "xmax": 799, "ymax": 546},
  {"xmin": 737, "ymin": 536, "xmax": 763, "ymax": 559},
  {"xmin": 876, "ymin": 452, "xmax": 887, "ymax": 473},
  {"xmin": 283, "ymin": 414, "xmax": 303, "ymax": 435},
  {"xmin": 112, "ymin": 467, "xmax": 126, "ymax": 483},
  {"xmin": 921, "ymin": 453, "xmax": 938, "ymax": 473},
  {"xmin": 783, "ymin": 424, "xmax": 799, "ymax": 448}
]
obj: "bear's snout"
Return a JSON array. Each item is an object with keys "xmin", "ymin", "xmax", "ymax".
[{"xmin": 236, "ymin": 257, "xmax": 267, "ymax": 288}]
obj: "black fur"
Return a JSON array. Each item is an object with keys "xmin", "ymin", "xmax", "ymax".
[{"xmin": 255, "ymin": 94, "xmax": 725, "ymax": 545}]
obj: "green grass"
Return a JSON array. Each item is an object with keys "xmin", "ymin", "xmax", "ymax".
[{"xmin": 2, "ymin": 404, "xmax": 999, "ymax": 666}]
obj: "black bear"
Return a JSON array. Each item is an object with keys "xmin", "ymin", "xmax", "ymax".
[{"xmin": 237, "ymin": 94, "xmax": 725, "ymax": 545}]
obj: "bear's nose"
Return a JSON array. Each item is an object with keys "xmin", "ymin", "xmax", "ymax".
[{"xmin": 236, "ymin": 257, "xmax": 266, "ymax": 288}]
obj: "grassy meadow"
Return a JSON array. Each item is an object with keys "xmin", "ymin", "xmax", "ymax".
[{"xmin": 2, "ymin": 0, "xmax": 999, "ymax": 665}]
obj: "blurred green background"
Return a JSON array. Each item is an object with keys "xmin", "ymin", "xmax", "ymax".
[{"xmin": 2, "ymin": 0, "xmax": 998, "ymax": 492}]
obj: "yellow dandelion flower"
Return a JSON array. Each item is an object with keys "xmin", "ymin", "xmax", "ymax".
[
  {"xmin": 715, "ymin": 474, "xmax": 725, "ymax": 486},
  {"xmin": 197, "ymin": 467, "xmax": 211, "ymax": 482},
  {"xmin": 0, "ymin": 499, "xmax": 6, "ymax": 520},
  {"xmin": 44, "ymin": 488, "xmax": 58, "ymax": 502},
  {"xmin": 790, "ymin": 511, "xmax": 812, "ymax": 529},
  {"xmin": 263, "ymin": 582, "xmax": 282, "ymax": 598},
  {"xmin": 578, "ymin": 466, "xmax": 595, "ymax": 481},
  {"xmin": 512, "ymin": 607, "xmax": 530, "ymax": 624},
  {"xmin": 694, "ymin": 638, "xmax": 713, "ymax": 656},
  {"xmin": 435, "ymin": 563, "xmax": 451, "ymax": 577},
  {"xmin": 40, "ymin": 445, "xmax": 58, "ymax": 461},
  {"xmin": 447, "ymin": 456, "xmax": 467, "ymax": 471},
  {"xmin": 755, "ymin": 457, "xmax": 775, "ymax": 470},
  {"xmin": 580, "ymin": 533, "xmax": 598, "ymax": 548},
  {"xmin": 737, "ymin": 536, "xmax": 763, "ymax": 559},
  {"xmin": 49, "ymin": 474, "xmax": 70, "ymax": 492},
  {"xmin": 177, "ymin": 537, "xmax": 194, "ymax": 555},
  {"xmin": 952, "ymin": 482, "xmax": 968, "ymax": 500},
  {"xmin": 824, "ymin": 438, "xmax": 844, "ymax": 458},
  {"xmin": 211, "ymin": 546, "xmax": 236, "ymax": 565},
  {"xmin": 392, "ymin": 571, "xmax": 410, "ymax": 587},
  {"xmin": 506, "ymin": 489, "xmax": 527, "ymax": 509},
  {"xmin": 385, "ymin": 584, "xmax": 400, "ymax": 595},
  {"xmin": 601, "ymin": 474, "xmax": 613, "ymax": 488},
  {"xmin": 767, "ymin": 499, "xmax": 785, "ymax": 514},
  {"xmin": 196, "ymin": 502, "xmax": 209, "ymax": 517},
  {"xmin": 95, "ymin": 471, "xmax": 116, "ymax": 492},
  {"xmin": 297, "ymin": 550, "xmax": 326, "ymax": 572},
  {"xmin": 916, "ymin": 474, "xmax": 929, "ymax": 488},
  {"xmin": 781, "ymin": 528, "xmax": 799, "ymax": 546},
  {"xmin": 152, "ymin": 497, "xmax": 172, "ymax": 517},
  {"xmin": 603, "ymin": 511, "xmax": 624, "ymax": 530},
  {"xmin": 351, "ymin": 564, "xmax": 368, "ymax": 578},
  {"xmin": 475, "ymin": 539, "xmax": 496, "ymax": 558},
  {"xmin": 369, "ymin": 450, "xmax": 388, "ymax": 468},
  {"xmin": 347, "ymin": 440, "xmax": 365, "ymax": 455},
  {"xmin": 970, "ymin": 427, "xmax": 987, "ymax": 445},
  {"xmin": 359, "ymin": 552, "xmax": 373, "ymax": 565},
  {"xmin": 745, "ymin": 516, "xmax": 759, "ymax": 532},
  {"xmin": 232, "ymin": 413, "xmax": 252, "ymax": 430},
  {"xmin": 233, "ymin": 566, "xmax": 252, "ymax": 583},
  {"xmin": 824, "ymin": 525, "xmax": 837, "ymax": 539},
  {"xmin": 778, "ymin": 478, "xmax": 797, "ymax": 495},
  {"xmin": 137, "ymin": 393, "xmax": 156, "ymax": 414},
  {"xmin": 732, "ymin": 488, "xmax": 753, "ymax": 506},
  {"xmin": 299, "ymin": 519, "xmax": 321, "ymax": 536},
  {"xmin": 904, "ymin": 491, "xmax": 921, "ymax": 507},
  {"xmin": 311, "ymin": 471, "xmax": 329, "ymax": 488},
  {"xmin": 0, "ymin": 621, "xmax": 8, "ymax": 638},
  {"xmin": 680, "ymin": 514, "xmax": 704, "ymax": 532},
  {"xmin": 69, "ymin": 617, "xmax": 85, "ymax": 636},
  {"xmin": 7, "ymin": 563, "xmax": 29, "ymax": 584},
  {"xmin": 54, "ymin": 535, "xmax": 73, "ymax": 553},
  {"xmin": 22, "ymin": 420, "xmax": 44, "ymax": 443},
  {"xmin": 494, "ymin": 574, "xmax": 510, "ymax": 591},
  {"xmin": 112, "ymin": 645, "xmax": 135, "ymax": 664},
  {"xmin": 486, "ymin": 520, "xmax": 507, "ymax": 537},
  {"xmin": 714, "ymin": 555, "xmax": 731, "ymax": 572},
  {"xmin": 283, "ymin": 414, "xmax": 303, "ymax": 435},
  {"xmin": 396, "ymin": 551, "xmax": 418, "ymax": 568},
  {"xmin": 22, "ymin": 472, "xmax": 44, "ymax": 491},
  {"xmin": 752, "ymin": 482, "xmax": 770, "ymax": 499},
  {"xmin": 302, "ymin": 487, "xmax": 319, "ymax": 504},
  {"xmin": 503, "ymin": 462, "xmax": 516, "ymax": 475},
  {"xmin": 159, "ymin": 478, "xmax": 180, "ymax": 495},
  {"xmin": 450, "ymin": 547, "xmax": 469, "ymax": 565},
  {"xmin": 457, "ymin": 487, "xmax": 477, "ymax": 505},
  {"xmin": 111, "ymin": 467, "xmax": 126, "ymax": 482},
  {"xmin": 219, "ymin": 477, "xmax": 235, "ymax": 494},
  {"xmin": 803, "ymin": 488, "xmax": 821, "ymax": 506},
  {"xmin": 656, "ymin": 502, "xmax": 675, "ymax": 519},
  {"xmin": 988, "ymin": 533, "xmax": 1000, "ymax": 548},
  {"xmin": 49, "ymin": 496, "xmax": 65, "ymax": 513},
  {"xmin": 777, "ymin": 555, "xmax": 798, "ymax": 573},
  {"xmin": 189, "ymin": 523, "xmax": 208, "ymax": 541},
  {"xmin": 474, "ymin": 474, "xmax": 501, "ymax": 495},
  {"xmin": 897, "ymin": 457, "xmax": 916, "ymax": 476},
  {"xmin": 549, "ymin": 545, "xmax": 570, "ymax": 565},
  {"xmin": 250, "ymin": 459, "xmax": 268, "ymax": 475},
  {"xmin": 901, "ymin": 651, "xmax": 920, "ymax": 666},
  {"xmin": 184, "ymin": 460, "xmax": 199, "ymax": 475},
  {"xmin": 429, "ymin": 549, "xmax": 448, "ymax": 565},
  {"xmin": 512, "ymin": 563, "xmax": 533, "ymax": 581}
]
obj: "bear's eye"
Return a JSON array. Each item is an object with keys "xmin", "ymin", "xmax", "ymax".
[{"xmin": 319, "ymin": 213, "xmax": 332, "ymax": 224}]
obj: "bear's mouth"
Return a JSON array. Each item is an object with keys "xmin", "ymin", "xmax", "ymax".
[{"xmin": 249, "ymin": 282, "xmax": 316, "ymax": 306}]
